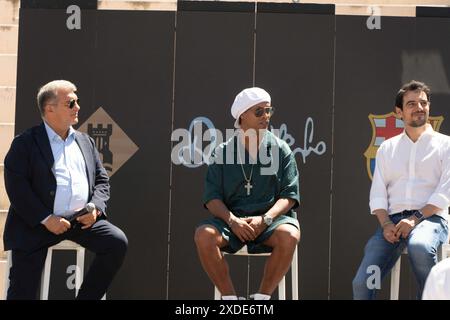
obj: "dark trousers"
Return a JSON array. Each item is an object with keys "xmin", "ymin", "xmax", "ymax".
[{"xmin": 7, "ymin": 219, "xmax": 128, "ymax": 300}]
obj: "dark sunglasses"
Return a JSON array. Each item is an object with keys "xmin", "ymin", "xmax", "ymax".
[
  {"xmin": 68, "ymin": 98, "xmax": 80, "ymax": 109},
  {"xmin": 254, "ymin": 106, "xmax": 275, "ymax": 117}
]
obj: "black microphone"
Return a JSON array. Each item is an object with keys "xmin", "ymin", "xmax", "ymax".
[{"xmin": 68, "ymin": 202, "xmax": 96, "ymax": 225}]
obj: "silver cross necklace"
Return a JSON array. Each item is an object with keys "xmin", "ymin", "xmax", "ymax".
[{"xmin": 237, "ymin": 144, "xmax": 253, "ymax": 196}]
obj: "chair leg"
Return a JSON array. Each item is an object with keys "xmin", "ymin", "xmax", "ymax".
[
  {"xmin": 292, "ymin": 245, "xmax": 298, "ymax": 300},
  {"xmin": 390, "ymin": 256, "xmax": 401, "ymax": 300},
  {"xmin": 75, "ymin": 247, "xmax": 85, "ymax": 297},
  {"xmin": 210, "ymin": 246, "xmax": 299, "ymax": 300},
  {"xmin": 213, "ymin": 251, "xmax": 224, "ymax": 300},
  {"xmin": 3, "ymin": 251, "xmax": 12, "ymax": 300},
  {"xmin": 278, "ymin": 276, "xmax": 286, "ymax": 300},
  {"xmin": 214, "ymin": 286, "xmax": 221, "ymax": 300},
  {"xmin": 41, "ymin": 248, "xmax": 53, "ymax": 300}
]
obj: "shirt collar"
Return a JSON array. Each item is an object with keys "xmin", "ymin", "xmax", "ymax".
[
  {"xmin": 44, "ymin": 121, "xmax": 76, "ymax": 142},
  {"xmin": 423, "ymin": 123, "xmax": 435, "ymax": 135},
  {"xmin": 400, "ymin": 123, "xmax": 434, "ymax": 142}
]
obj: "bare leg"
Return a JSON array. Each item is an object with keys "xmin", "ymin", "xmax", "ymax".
[
  {"xmin": 194, "ymin": 225, "xmax": 236, "ymax": 296},
  {"xmin": 259, "ymin": 224, "xmax": 300, "ymax": 295}
]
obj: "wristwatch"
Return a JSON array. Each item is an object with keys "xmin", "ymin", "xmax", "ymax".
[
  {"xmin": 413, "ymin": 210, "xmax": 425, "ymax": 222},
  {"xmin": 263, "ymin": 214, "xmax": 273, "ymax": 226}
]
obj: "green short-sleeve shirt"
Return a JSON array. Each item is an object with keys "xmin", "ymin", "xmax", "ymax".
[{"xmin": 202, "ymin": 130, "xmax": 300, "ymax": 217}]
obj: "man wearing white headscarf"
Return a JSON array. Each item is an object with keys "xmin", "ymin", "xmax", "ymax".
[{"xmin": 194, "ymin": 87, "xmax": 301, "ymax": 300}]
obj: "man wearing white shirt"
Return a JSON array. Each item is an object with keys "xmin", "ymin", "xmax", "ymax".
[{"xmin": 353, "ymin": 80, "xmax": 450, "ymax": 299}]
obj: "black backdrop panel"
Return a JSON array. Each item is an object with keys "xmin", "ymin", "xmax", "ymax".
[
  {"xmin": 415, "ymin": 16, "xmax": 450, "ymax": 135},
  {"xmin": 91, "ymin": 10, "xmax": 175, "ymax": 299},
  {"xmin": 333, "ymin": 16, "xmax": 416, "ymax": 299},
  {"xmin": 169, "ymin": 7, "xmax": 255, "ymax": 299},
  {"xmin": 15, "ymin": 9, "xmax": 174, "ymax": 299},
  {"xmin": 255, "ymin": 7, "xmax": 334, "ymax": 299},
  {"xmin": 15, "ymin": 9, "xmax": 97, "ymax": 133}
]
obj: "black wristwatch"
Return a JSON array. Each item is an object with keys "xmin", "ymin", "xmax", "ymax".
[{"xmin": 413, "ymin": 210, "xmax": 425, "ymax": 222}]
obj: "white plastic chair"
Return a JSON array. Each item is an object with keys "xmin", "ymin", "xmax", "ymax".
[
  {"xmin": 390, "ymin": 235, "xmax": 450, "ymax": 300},
  {"xmin": 390, "ymin": 247, "xmax": 406, "ymax": 300},
  {"xmin": 213, "ymin": 244, "xmax": 299, "ymax": 300},
  {"xmin": 4, "ymin": 240, "xmax": 85, "ymax": 300}
]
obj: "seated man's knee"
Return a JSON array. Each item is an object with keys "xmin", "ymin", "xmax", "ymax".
[
  {"xmin": 273, "ymin": 225, "xmax": 300, "ymax": 248},
  {"xmin": 408, "ymin": 240, "xmax": 434, "ymax": 258},
  {"xmin": 194, "ymin": 225, "xmax": 219, "ymax": 248},
  {"xmin": 112, "ymin": 228, "xmax": 128, "ymax": 258}
]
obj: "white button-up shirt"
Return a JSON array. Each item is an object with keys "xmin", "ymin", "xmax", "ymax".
[
  {"xmin": 44, "ymin": 122, "xmax": 89, "ymax": 218},
  {"xmin": 370, "ymin": 125, "xmax": 450, "ymax": 219}
]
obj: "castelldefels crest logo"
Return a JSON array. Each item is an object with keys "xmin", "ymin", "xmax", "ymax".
[
  {"xmin": 77, "ymin": 107, "xmax": 139, "ymax": 177},
  {"xmin": 364, "ymin": 112, "xmax": 444, "ymax": 180}
]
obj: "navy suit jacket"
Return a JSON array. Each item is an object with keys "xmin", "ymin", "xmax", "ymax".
[{"xmin": 3, "ymin": 122, "xmax": 110, "ymax": 251}]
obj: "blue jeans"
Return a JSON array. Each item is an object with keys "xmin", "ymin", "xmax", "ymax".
[{"xmin": 352, "ymin": 212, "xmax": 448, "ymax": 300}]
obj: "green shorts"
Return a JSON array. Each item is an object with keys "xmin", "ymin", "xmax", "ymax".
[{"xmin": 198, "ymin": 214, "xmax": 299, "ymax": 254}]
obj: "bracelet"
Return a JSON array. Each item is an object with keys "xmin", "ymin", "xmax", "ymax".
[
  {"xmin": 382, "ymin": 220, "xmax": 393, "ymax": 227},
  {"xmin": 227, "ymin": 214, "xmax": 234, "ymax": 228}
]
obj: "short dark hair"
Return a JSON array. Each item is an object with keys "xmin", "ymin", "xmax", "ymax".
[{"xmin": 395, "ymin": 80, "xmax": 431, "ymax": 109}]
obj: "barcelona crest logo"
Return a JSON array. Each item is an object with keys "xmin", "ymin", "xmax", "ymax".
[{"xmin": 364, "ymin": 112, "xmax": 444, "ymax": 180}]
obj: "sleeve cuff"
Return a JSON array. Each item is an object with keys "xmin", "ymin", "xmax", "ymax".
[
  {"xmin": 202, "ymin": 195, "xmax": 223, "ymax": 208},
  {"xmin": 428, "ymin": 193, "xmax": 450, "ymax": 211},
  {"xmin": 279, "ymin": 194, "xmax": 300, "ymax": 209},
  {"xmin": 40, "ymin": 214, "xmax": 52, "ymax": 225},
  {"xmin": 369, "ymin": 197, "xmax": 388, "ymax": 214}
]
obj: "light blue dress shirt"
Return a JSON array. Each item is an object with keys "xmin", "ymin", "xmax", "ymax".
[{"xmin": 44, "ymin": 122, "xmax": 89, "ymax": 219}]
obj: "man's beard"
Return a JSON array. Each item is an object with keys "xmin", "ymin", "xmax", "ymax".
[{"xmin": 408, "ymin": 112, "xmax": 428, "ymax": 128}]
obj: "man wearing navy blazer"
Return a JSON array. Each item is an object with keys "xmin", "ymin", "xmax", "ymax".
[{"xmin": 3, "ymin": 80, "xmax": 128, "ymax": 299}]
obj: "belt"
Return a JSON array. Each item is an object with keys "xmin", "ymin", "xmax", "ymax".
[{"xmin": 391, "ymin": 210, "xmax": 417, "ymax": 217}]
